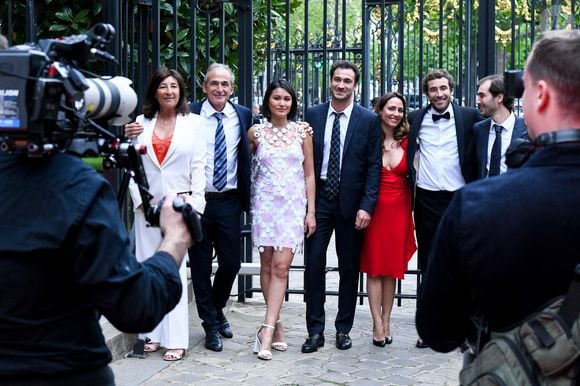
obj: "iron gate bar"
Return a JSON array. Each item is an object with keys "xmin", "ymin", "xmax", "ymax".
[
  {"xmin": 237, "ymin": 0, "xmax": 253, "ymax": 109},
  {"xmin": 190, "ymin": 0, "xmax": 197, "ymax": 101},
  {"xmin": 152, "ymin": 0, "xmax": 160, "ymax": 71}
]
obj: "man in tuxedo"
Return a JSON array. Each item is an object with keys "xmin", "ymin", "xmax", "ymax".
[
  {"xmin": 188, "ymin": 63, "xmax": 252, "ymax": 352},
  {"xmin": 406, "ymin": 68, "xmax": 483, "ymax": 348},
  {"xmin": 474, "ymin": 74, "xmax": 528, "ymax": 178},
  {"xmin": 302, "ymin": 60, "xmax": 381, "ymax": 353},
  {"xmin": 416, "ymin": 30, "xmax": 580, "ymax": 359}
]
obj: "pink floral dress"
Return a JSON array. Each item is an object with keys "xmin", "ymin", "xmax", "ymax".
[{"xmin": 250, "ymin": 121, "xmax": 307, "ymax": 253}]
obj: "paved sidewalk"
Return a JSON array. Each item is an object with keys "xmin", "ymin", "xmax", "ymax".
[{"xmin": 109, "ymin": 248, "xmax": 463, "ymax": 385}]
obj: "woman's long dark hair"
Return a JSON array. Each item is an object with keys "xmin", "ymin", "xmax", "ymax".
[
  {"xmin": 374, "ymin": 91, "xmax": 409, "ymax": 143},
  {"xmin": 142, "ymin": 67, "xmax": 190, "ymax": 119}
]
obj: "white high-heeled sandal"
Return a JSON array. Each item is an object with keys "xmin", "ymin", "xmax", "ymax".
[
  {"xmin": 272, "ymin": 320, "xmax": 288, "ymax": 352},
  {"xmin": 253, "ymin": 324, "xmax": 275, "ymax": 360}
]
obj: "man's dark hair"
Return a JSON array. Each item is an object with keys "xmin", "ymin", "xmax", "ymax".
[
  {"xmin": 478, "ymin": 74, "xmax": 514, "ymax": 112},
  {"xmin": 143, "ymin": 67, "xmax": 190, "ymax": 119},
  {"xmin": 422, "ymin": 69, "xmax": 455, "ymax": 94},
  {"xmin": 330, "ymin": 60, "xmax": 360, "ymax": 84},
  {"xmin": 526, "ymin": 29, "xmax": 580, "ymax": 114},
  {"xmin": 261, "ymin": 79, "xmax": 298, "ymax": 121}
]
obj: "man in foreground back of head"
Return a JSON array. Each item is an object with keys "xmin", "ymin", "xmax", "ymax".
[
  {"xmin": 416, "ymin": 29, "xmax": 580, "ymax": 356},
  {"xmin": 0, "ymin": 148, "xmax": 194, "ymax": 385}
]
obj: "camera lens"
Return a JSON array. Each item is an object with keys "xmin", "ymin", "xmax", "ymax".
[{"xmin": 83, "ymin": 76, "xmax": 138, "ymax": 126}]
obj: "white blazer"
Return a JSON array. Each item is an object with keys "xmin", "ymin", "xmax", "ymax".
[{"xmin": 128, "ymin": 112, "xmax": 207, "ymax": 217}]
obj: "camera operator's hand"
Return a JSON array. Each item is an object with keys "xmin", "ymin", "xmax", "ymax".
[
  {"xmin": 157, "ymin": 193, "xmax": 193, "ymax": 267},
  {"xmin": 125, "ymin": 121, "xmax": 144, "ymax": 139}
]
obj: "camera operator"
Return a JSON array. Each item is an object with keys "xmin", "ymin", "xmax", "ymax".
[
  {"xmin": 0, "ymin": 148, "xmax": 195, "ymax": 384},
  {"xmin": 415, "ymin": 27, "xmax": 580, "ymax": 361}
]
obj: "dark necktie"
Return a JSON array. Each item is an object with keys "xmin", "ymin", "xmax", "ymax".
[
  {"xmin": 488, "ymin": 124, "xmax": 503, "ymax": 177},
  {"xmin": 324, "ymin": 112, "xmax": 342, "ymax": 200},
  {"xmin": 432, "ymin": 111, "xmax": 450, "ymax": 122},
  {"xmin": 213, "ymin": 112, "xmax": 227, "ymax": 191}
]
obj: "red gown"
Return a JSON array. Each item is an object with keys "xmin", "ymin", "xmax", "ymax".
[{"xmin": 360, "ymin": 138, "xmax": 417, "ymax": 279}]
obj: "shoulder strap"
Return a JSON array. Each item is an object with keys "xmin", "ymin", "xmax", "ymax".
[{"xmin": 558, "ymin": 264, "xmax": 580, "ymax": 327}]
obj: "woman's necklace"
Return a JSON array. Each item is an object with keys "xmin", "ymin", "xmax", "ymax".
[{"xmin": 258, "ymin": 121, "xmax": 305, "ymax": 147}]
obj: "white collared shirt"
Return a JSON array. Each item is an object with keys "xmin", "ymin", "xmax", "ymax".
[
  {"xmin": 200, "ymin": 100, "xmax": 241, "ymax": 192},
  {"xmin": 416, "ymin": 106, "xmax": 466, "ymax": 191},
  {"xmin": 321, "ymin": 102, "xmax": 354, "ymax": 179},
  {"xmin": 486, "ymin": 112, "xmax": 516, "ymax": 176}
]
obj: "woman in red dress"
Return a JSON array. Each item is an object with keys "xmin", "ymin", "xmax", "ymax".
[{"xmin": 360, "ymin": 92, "xmax": 417, "ymax": 347}]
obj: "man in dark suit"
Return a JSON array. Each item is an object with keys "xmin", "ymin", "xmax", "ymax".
[
  {"xmin": 416, "ymin": 30, "xmax": 580, "ymax": 358},
  {"xmin": 474, "ymin": 74, "xmax": 528, "ymax": 178},
  {"xmin": 406, "ymin": 68, "xmax": 483, "ymax": 348},
  {"xmin": 188, "ymin": 63, "xmax": 252, "ymax": 352},
  {"xmin": 301, "ymin": 60, "xmax": 381, "ymax": 353}
]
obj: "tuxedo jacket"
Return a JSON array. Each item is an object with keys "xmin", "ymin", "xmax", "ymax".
[
  {"xmin": 189, "ymin": 100, "xmax": 253, "ymax": 212},
  {"xmin": 407, "ymin": 103, "xmax": 483, "ymax": 195},
  {"xmin": 305, "ymin": 102, "xmax": 381, "ymax": 219},
  {"xmin": 473, "ymin": 116, "xmax": 528, "ymax": 179}
]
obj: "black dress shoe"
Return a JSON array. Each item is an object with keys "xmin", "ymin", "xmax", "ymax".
[
  {"xmin": 385, "ymin": 336, "xmax": 393, "ymax": 345},
  {"xmin": 416, "ymin": 338, "xmax": 429, "ymax": 348},
  {"xmin": 218, "ymin": 317, "xmax": 233, "ymax": 339},
  {"xmin": 204, "ymin": 331, "xmax": 223, "ymax": 352},
  {"xmin": 373, "ymin": 338, "xmax": 386, "ymax": 347},
  {"xmin": 335, "ymin": 333, "xmax": 352, "ymax": 350},
  {"xmin": 301, "ymin": 334, "xmax": 325, "ymax": 353}
]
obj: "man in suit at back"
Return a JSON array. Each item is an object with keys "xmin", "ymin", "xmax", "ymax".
[
  {"xmin": 188, "ymin": 63, "xmax": 252, "ymax": 352},
  {"xmin": 406, "ymin": 68, "xmax": 482, "ymax": 348},
  {"xmin": 302, "ymin": 60, "xmax": 381, "ymax": 353},
  {"xmin": 474, "ymin": 74, "xmax": 528, "ymax": 178}
]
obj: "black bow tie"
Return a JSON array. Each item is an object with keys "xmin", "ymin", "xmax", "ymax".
[{"xmin": 432, "ymin": 112, "xmax": 450, "ymax": 122}]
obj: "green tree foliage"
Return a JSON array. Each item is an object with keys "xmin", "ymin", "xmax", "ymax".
[{"xmin": 0, "ymin": 0, "xmax": 301, "ymax": 96}]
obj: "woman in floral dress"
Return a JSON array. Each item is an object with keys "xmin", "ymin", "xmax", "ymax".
[{"xmin": 247, "ymin": 79, "xmax": 316, "ymax": 360}]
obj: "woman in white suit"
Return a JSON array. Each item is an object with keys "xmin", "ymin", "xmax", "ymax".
[{"xmin": 126, "ymin": 67, "xmax": 206, "ymax": 361}]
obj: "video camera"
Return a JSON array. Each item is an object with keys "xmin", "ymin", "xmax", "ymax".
[
  {"xmin": 0, "ymin": 24, "xmax": 202, "ymax": 242},
  {"xmin": 0, "ymin": 23, "xmax": 137, "ymax": 155}
]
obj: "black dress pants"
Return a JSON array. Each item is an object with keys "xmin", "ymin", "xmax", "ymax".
[
  {"xmin": 189, "ymin": 194, "xmax": 242, "ymax": 332},
  {"xmin": 414, "ymin": 187, "xmax": 455, "ymax": 274},
  {"xmin": 304, "ymin": 191, "xmax": 362, "ymax": 336}
]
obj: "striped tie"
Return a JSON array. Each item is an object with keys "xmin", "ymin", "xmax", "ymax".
[
  {"xmin": 213, "ymin": 112, "xmax": 227, "ymax": 191},
  {"xmin": 324, "ymin": 112, "xmax": 342, "ymax": 200}
]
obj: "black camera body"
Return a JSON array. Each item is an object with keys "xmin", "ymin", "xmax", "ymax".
[{"xmin": 0, "ymin": 23, "xmax": 137, "ymax": 156}]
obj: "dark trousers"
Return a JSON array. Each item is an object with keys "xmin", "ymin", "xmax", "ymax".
[
  {"xmin": 304, "ymin": 191, "xmax": 362, "ymax": 336},
  {"xmin": 0, "ymin": 365, "xmax": 114, "ymax": 386},
  {"xmin": 414, "ymin": 187, "xmax": 455, "ymax": 274},
  {"xmin": 189, "ymin": 194, "xmax": 242, "ymax": 332}
]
